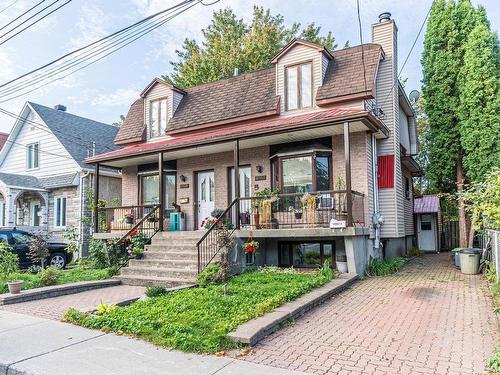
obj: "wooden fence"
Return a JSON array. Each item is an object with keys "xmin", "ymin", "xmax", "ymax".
[{"xmin": 441, "ymin": 220, "xmax": 459, "ymax": 250}]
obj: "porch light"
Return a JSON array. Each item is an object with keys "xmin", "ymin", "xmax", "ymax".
[
  {"xmin": 256, "ymin": 165, "xmax": 264, "ymax": 174},
  {"xmin": 180, "ymin": 175, "xmax": 187, "ymax": 182}
]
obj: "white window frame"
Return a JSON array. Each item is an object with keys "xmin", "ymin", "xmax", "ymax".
[
  {"xmin": 285, "ymin": 61, "xmax": 313, "ymax": 111},
  {"xmin": 54, "ymin": 196, "xmax": 67, "ymax": 228},
  {"xmin": 26, "ymin": 142, "xmax": 40, "ymax": 170},
  {"xmin": 149, "ymin": 98, "xmax": 168, "ymax": 138}
]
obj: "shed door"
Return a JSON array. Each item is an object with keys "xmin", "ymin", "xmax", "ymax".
[{"xmin": 418, "ymin": 214, "xmax": 436, "ymax": 252}]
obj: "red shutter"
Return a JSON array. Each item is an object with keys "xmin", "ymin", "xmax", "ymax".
[{"xmin": 378, "ymin": 155, "xmax": 394, "ymax": 189}]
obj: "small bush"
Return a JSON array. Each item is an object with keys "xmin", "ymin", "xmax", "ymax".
[
  {"xmin": 259, "ymin": 266, "xmax": 297, "ymax": 275},
  {"xmin": 89, "ymin": 239, "xmax": 126, "ymax": 269},
  {"xmin": 27, "ymin": 265, "xmax": 42, "ymax": 274},
  {"xmin": 0, "ymin": 242, "xmax": 19, "ymax": 275},
  {"xmin": 28, "ymin": 233, "xmax": 50, "ymax": 268},
  {"xmin": 487, "ymin": 344, "xmax": 500, "ymax": 372},
  {"xmin": 366, "ymin": 257, "xmax": 406, "ymax": 277},
  {"xmin": 39, "ymin": 266, "xmax": 62, "ymax": 286},
  {"xmin": 145, "ymin": 286, "xmax": 168, "ymax": 298},
  {"xmin": 319, "ymin": 259, "xmax": 334, "ymax": 279},
  {"xmin": 197, "ymin": 263, "xmax": 228, "ymax": 287},
  {"xmin": 96, "ymin": 303, "xmax": 117, "ymax": 315}
]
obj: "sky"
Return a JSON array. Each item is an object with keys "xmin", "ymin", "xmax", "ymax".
[{"xmin": 0, "ymin": 0, "xmax": 498, "ymax": 133}]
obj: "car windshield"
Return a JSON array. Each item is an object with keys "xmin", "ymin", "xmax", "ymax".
[{"xmin": 11, "ymin": 232, "xmax": 33, "ymax": 244}]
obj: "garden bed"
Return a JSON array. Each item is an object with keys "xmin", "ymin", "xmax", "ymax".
[
  {"xmin": 64, "ymin": 267, "xmax": 335, "ymax": 353},
  {"xmin": 0, "ymin": 268, "xmax": 113, "ymax": 294}
]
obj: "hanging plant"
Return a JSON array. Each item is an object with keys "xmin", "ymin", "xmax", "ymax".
[{"xmin": 243, "ymin": 234, "xmax": 259, "ymax": 254}]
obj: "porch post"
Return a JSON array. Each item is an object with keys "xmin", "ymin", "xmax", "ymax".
[
  {"xmin": 158, "ymin": 152, "xmax": 165, "ymax": 232},
  {"xmin": 93, "ymin": 163, "xmax": 100, "ymax": 233},
  {"xmin": 343, "ymin": 121, "xmax": 353, "ymax": 227},
  {"xmin": 234, "ymin": 139, "xmax": 240, "ymax": 229}
]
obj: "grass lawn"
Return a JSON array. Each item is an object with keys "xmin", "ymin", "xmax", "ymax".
[
  {"xmin": 64, "ymin": 268, "xmax": 334, "ymax": 353},
  {"xmin": 0, "ymin": 268, "xmax": 112, "ymax": 294}
]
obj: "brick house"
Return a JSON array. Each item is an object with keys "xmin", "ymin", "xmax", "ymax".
[
  {"xmin": 0, "ymin": 102, "xmax": 122, "ymax": 256},
  {"xmin": 88, "ymin": 13, "xmax": 421, "ymax": 285}
]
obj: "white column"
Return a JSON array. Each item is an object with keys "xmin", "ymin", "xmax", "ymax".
[{"xmin": 5, "ymin": 189, "xmax": 17, "ymax": 227}]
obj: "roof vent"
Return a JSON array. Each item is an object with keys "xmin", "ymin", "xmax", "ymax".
[
  {"xmin": 233, "ymin": 67, "xmax": 239, "ymax": 77},
  {"xmin": 378, "ymin": 12, "xmax": 391, "ymax": 23},
  {"xmin": 54, "ymin": 104, "xmax": 66, "ymax": 112}
]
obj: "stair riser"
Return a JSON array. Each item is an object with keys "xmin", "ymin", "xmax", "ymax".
[
  {"xmin": 143, "ymin": 251, "xmax": 198, "ymax": 261},
  {"xmin": 146, "ymin": 244, "xmax": 198, "ymax": 251},
  {"xmin": 117, "ymin": 277, "xmax": 193, "ymax": 288},
  {"xmin": 121, "ymin": 268, "xmax": 198, "ymax": 279},
  {"xmin": 154, "ymin": 232, "xmax": 203, "ymax": 239},
  {"xmin": 129, "ymin": 259, "xmax": 197, "ymax": 269},
  {"xmin": 150, "ymin": 240, "xmax": 199, "ymax": 247}
]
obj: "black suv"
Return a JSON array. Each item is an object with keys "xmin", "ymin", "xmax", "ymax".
[{"xmin": 0, "ymin": 229, "xmax": 73, "ymax": 269}]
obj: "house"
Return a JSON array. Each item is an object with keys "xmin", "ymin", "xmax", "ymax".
[
  {"xmin": 0, "ymin": 102, "xmax": 122, "ymax": 256},
  {"xmin": 414, "ymin": 195, "xmax": 441, "ymax": 253},
  {"xmin": 0, "ymin": 132, "xmax": 9, "ymax": 151},
  {"xmin": 87, "ymin": 13, "xmax": 422, "ymax": 286}
]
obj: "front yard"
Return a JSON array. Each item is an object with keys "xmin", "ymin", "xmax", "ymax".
[
  {"xmin": 0, "ymin": 267, "xmax": 112, "ymax": 294},
  {"xmin": 64, "ymin": 267, "xmax": 335, "ymax": 353}
]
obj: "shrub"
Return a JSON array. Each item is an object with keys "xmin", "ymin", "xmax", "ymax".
[
  {"xmin": 89, "ymin": 239, "xmax": 125, "ymax": 269},
  {"xmin": 28, "ymin": 233, "xmax": 50, "ymax": 267},
  {"xmin": 197, "ymin": 263, "xmax": 229, "ymax": 287},
  {"xmin": 145, "ymin": 286, "xmax": 168, "ymax": 298},
  {"xmin": 39, "ymin": 266, "xmax": 62, "ymax": 286},
  {"xmin": 259, "ymin": 266, "xmax": 297, "ymax": 275},
  {"xmin": 319, "ymin": 259, "xmax": 334, "ymax": 279},
  {"xmin": 366, "ymin": 257, "xmax": 406, "ymax": 277},
  {"xmin": 0, "ymin": 242, "xmax": 19, "ymax": 275},
  {"xmin": 96, "ymin": 303, "xmax": 116, "ymax": 315},
  {"xmin": 487, "ymin": 345, "xmax": 500, "ymax": 372},
  {"xmin": 27, "ymin": 265, "xmax": 43, "ymax": 274}
]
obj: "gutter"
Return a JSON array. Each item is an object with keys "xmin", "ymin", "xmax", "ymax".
[
  {"xmin": 78, "ymin": 170, "xmax": 90, "ymax": 259},
  {"xmin": 371, "ymin": 133, "xmax": 382, "ymax": 249}
]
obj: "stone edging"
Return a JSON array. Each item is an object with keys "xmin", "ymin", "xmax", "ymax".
[
  {"xmin": 227, "ymin": 273, "xmax": 359, "ymax": 346},
  {"xmin": 0, "ymin": 279, "xmax": 121, "ymax": 305}
]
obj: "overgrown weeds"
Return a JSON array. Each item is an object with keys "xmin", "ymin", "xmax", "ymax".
[{"xmin": 366, "ymin": 257, "xmax": 407, "ymax": 277}]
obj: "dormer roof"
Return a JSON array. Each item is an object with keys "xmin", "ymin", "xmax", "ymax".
[
  {"xmin": 271, "ymin": 38, "xmax": 333, "ymax": 64},
  {"xmin": 140, "ymin": 77, "xmax": 186, "ymax": 98}
]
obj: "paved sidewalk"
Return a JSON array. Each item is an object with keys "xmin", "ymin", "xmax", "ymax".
[
  {"xmin": 0, "ymin": 310, "xmax": 304, "ymax": 375},
  {"xmin": 243, "ymin": 253, "xmax": 498, "ymax": 375},
  {"xmin": 0, "ymin": 285, "xmax": 146, "ymax": 320}
]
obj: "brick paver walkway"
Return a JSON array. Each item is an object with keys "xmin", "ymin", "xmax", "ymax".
[
  {"xmin": 244, "ymin": 253, "xmax": 498, "ymax": 375},
  {"xmin": 0, "ymin": 285, "xmax": 145, "ymax": 320}
]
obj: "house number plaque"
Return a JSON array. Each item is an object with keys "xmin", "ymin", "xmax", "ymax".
[
  {"xmin": 180, "ymin": 183, "xmax": 189, "ymax": 189},
  {"xmin": 255, "ymin": 175, "xmax": 266, "ymax": 181},
  {"xmin": 179, "ymin": 197, "xmax": 189, "ymax": 204}
]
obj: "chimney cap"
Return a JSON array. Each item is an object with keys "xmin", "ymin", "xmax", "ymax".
[
  {"xmin": 233, "ymin": 67, "xmax": 239, "ymax": 77},
  {"xmin": 378, "ymin": 12, "xmax": 391, "ymax": 23},
  {"xmin": 54, "ymin": 104, "xmax": 66, "ymax": 112}
]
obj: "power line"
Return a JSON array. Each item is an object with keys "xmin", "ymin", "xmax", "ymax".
[
  {"xmin": 0, "ymin": 0, "xmax": 197, "ymax": 91},
  {"xmin": 0, "ymin": 1, "xmax": 196, "ymax": 98},
  {"xmin": 0, "ymin": 0, "xmax": 72, "ymax": 47},
  {"xmin": 3, "ymin": 138, "xmax": 75, "ymax": 161},
  {"xmin": 0, "ymin": 0, "xmax": 19, "ymax": 14},
  {"xmin": 0, "ymin": 0, "xmax": 45, "ymax": 31},
  {"xmin": 380, "ymin": 1, "xmax": 434, "ymax": 108},
  {"xmin": 355, "ymin": 0, "xmax": 368, "ymax": 93}
]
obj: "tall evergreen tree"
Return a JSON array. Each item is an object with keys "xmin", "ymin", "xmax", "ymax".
[{"xmin": 166, "ymin": 6, "xmax": 338, "ymax": 88}]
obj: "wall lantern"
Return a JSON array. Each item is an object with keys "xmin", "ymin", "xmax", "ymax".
[
  {"xmin": 180, "ymin": 175, "xmax": 187, "ymax": 182},
  {"xmin": 256, "ymin": 165, "xmax": 264, "ymax": 174}
]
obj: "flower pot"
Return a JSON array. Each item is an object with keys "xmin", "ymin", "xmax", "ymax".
[
  {"xmin": 253, "ymin": 213, "xmax": 260, "ymax": 228},
  {"xmin": 125, "ymin": 217, "xmax": 134, "ymax": 225},
  {"xmin": 294, "ymin": 212, "xmax": 303, "ymax": 220},
  {"xmin": 240, "ymin": 212, "xmax": 250, "ymax": 225},
  {"xmin": 7, "ymin": 280, "xmax": 23, "ymax": 294}
]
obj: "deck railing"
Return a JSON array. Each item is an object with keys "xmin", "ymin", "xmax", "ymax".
[{"xmin": 98, "ymin": 205, "xmax": 158, "ymax": 233}]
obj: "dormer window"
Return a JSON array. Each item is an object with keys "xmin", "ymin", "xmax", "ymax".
[
  {"xmin": 285, "ymin": 62, "xmax": 312, "ymax": 111},
  {"xmin": 149, "ymin": 98, "xmax": 168, "ymax": 138}
]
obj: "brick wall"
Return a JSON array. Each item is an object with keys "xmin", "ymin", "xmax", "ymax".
[{"xmin": 122, "ymin": 166, "xmax": 138, "ymax": 206}]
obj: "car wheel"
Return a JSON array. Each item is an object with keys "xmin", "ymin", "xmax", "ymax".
[{"xmin": 49, "ymin": 253, "xmax": 66, "ymax": 269}]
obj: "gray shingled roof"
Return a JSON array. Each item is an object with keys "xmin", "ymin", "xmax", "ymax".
[
  {"xmin": 28, "ymin": 102, "xmax": 120, "ymax": 168},
  {"xmin": 38, "ymin": 173, "xmax": 78, "ymax": 189},
  {"xmin": 0, "ymin": 172, "xmax": 43, "ymax": 189}
]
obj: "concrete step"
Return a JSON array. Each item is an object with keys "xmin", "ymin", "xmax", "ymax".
[
  {"xmin": 143, "ymin": 251, "xmax": 198, "ymax": 261},
  {"xmin": 153, "ymin": 231, "xmax": 204, "ymax": 240},
  {"xmin": 120, "ymin": 266, "xmax": 198, "ymax": 279},
  {"xmin": 145, "ymin": 243, "xmax": 198, "ymax": 252},
  {"xmin": 128, "ymin": 259, "xmax": 198, "ymax": 269},
  {"xmin": 115, "ymin": 275, "xmax": 196, "ymax": 288}
]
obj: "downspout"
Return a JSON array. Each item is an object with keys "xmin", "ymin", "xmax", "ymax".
[
  {"xmin": 371, "ymin": 133, "xmax": 382, "ymax": 249},
  {"xmin": 79, "ymin": 170, "xmax": 90, "ymax": 259}
]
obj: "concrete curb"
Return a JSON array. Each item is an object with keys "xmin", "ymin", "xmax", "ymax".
[
  {"xmin": 227, "ymin": 273, "xmax": 359, "ymax": 346},
  {"xmin": 0, "ymin": 279, "xmax": 121, "ymax": 306}
]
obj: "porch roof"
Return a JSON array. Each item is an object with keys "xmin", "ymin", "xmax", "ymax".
[
  {"xmin": 86, "ymin": 107, "xmax": 388, "ymax": 167},
  {"xmin": 414, "ymin": 195, "xmax": 440, "ymax": 214},
  {"xmin": 0, "ymin": 172, "xmax": 78, "ymax": 191}
]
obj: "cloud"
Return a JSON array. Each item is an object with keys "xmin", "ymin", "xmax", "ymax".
[
  {"xmin": 91, "ymin": 87, "xmax": 139, "ymax": 107},
  {"xmin": 69, "ymin": 2, "xmax": 110, "ymax": 48}
]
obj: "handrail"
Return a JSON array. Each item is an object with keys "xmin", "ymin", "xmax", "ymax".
[
  {"xmin": 103, "ymin": 204, "xmax": 157, "ymax": 211},
  {"xmin": 197, "ymin": 199, "xmax": 239, "ymax": 274},
  {"xmin": 117, "ymin": 204, "xmax": 161, "ymax": 245}
]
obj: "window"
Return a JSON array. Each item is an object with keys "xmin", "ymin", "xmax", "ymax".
[
  {"xmin": 11, "ymin": 231, "xmax": 32, "ymax": 244},
  {"xmin": 26, "ymin": 142, "xmax": 39, "ymax": 169},
  {"xmin": 140, "ymin": 173, "xmax": 176, "ymax": 214},
  {"xmin": 285, "ymin": 62, "xmax": 312, "ymax": 111},
  {"xmin": 54, "ymin": 197, "xmax": 67, "ymax": 228},
  {"xmin": 149, "ymin": 98, "xmax": 168, "ymax": 138},
  {"xmin": 279, "ymin": 242, "xmax": 335, "ymax": 268},
  {"xmin": 405, "ymin": 177, "xmax": 411, "ymax": 199}
]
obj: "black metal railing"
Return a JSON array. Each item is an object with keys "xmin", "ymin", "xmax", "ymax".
[
  {"xmin": 117, "ymin": 204, "xmax": 161, "ymax": 245},
  {"xmin": 196, "ymin": 199, "xmax": 238, "ymax": 274},
  {"xmin": 238, "ymin": 190, "xmax": 365, "ymax": 229}
]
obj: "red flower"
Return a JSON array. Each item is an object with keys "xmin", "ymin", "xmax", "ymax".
[
  {"xmin": 129, "ymin": 229, "xmax": 137, "ymax": 237},
  {"xmin": 245, "ymin": 245, "xmax": 255, "ymax": 254}
]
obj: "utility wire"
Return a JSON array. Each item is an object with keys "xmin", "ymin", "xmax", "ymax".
[
  {"xmin": 0, "ymin": 0, "xmax": 196, "ymax": 90},
  {"xmin": 0, "ymin": 0, "xmax": 45, "ymax": 31},
  {"xmin": 380, "ymin": 0, "xmax": 434, "ymax": 108},
  {"xmin": 0, "ymin": 0, "xmax": 19, "ymax": 14},
  {"xmin": 0, "ymin": 0, "xmax": 195, "ymax": 98},
  {"xmin": 0, "ymin": 1, "xmax": 198, "ymax": 102},
  {"xmin": 0, "ymin": 0, "xmax": 72, "ymax": 47},
  {"xmin": 3, "ymin": 138, "xmax": 76, "ymax": 160},
  {"xmin": 355, "ymin": 0, "xmax": 368, "ymax": 93}
]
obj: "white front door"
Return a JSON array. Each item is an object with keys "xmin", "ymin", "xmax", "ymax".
[
  {"xmin": 418, "ymin": 214, "xmax": 436, "ymax": 252},
  {"xmin": 230, "ymin": 166, "xmax": 251, "ymax": 226},
  {"xmin": 197, "ymin": 171, "xmax": 215, "ymax": 229},
  {"xmin": 29, "ymin": 201, "xmax": 40, "ymax": 227}
]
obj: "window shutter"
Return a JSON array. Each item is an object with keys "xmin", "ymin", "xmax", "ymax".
[{"xmin": 378, "ymin": 155, "xmax": 394, "ymax": 189}]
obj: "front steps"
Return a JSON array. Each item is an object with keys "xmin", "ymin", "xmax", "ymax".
[{"xmin": 117, "ymin": 231, "xmax": 204, "ymax": 288}]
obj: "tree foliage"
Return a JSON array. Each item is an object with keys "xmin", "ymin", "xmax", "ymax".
[{"xmin": 166, "ymin": 6, "xmax": 340, "ymax": 88}]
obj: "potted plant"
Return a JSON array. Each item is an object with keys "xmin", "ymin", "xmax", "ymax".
[
  {"xmin": 243, "ymin": 238, "xmax": 259, "ymax": 254},
  {"xmin": 124, "ymin": 211, "xmax": 134, "ymax": 224},
  {"xmin": 7, "ymin": 278, "xmax": 23, "ymax": 294},
  {"xmin": 128, "ymin": 246, "xmax": 144, "ymax": 259},
  {"xmin": 239, "ymin": 211, "xmax": 250, "ymax": 225},
  {"xmin": 288, "ymin": 206, "xmax": 303, "ymax": 220}
]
